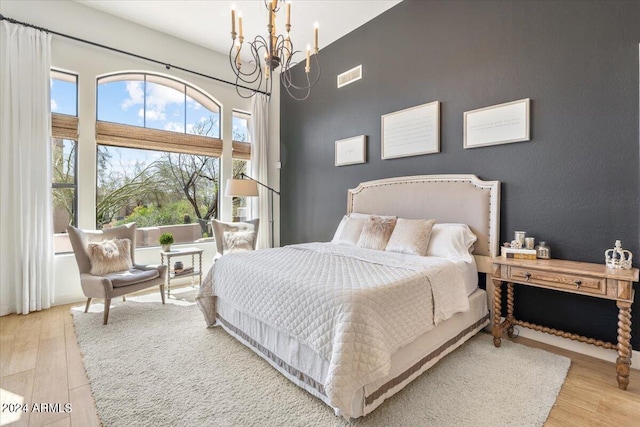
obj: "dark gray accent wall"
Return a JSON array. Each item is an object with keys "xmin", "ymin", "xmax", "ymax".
[{"xmin": 280, "ymin": 1, "xmax": 640, "ymax": 349}]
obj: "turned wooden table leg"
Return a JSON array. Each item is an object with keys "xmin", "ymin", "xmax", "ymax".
[
  {"xmin": 616, "ymin": 300, "xmax": 632, "ymax": 390},
  {"xmin": 506, "ymin": 283, "xmax": 516, "ymax": 338},
  {"xmin": 492, "ymin": 279, "xmax": 503, "ymax": 347}
]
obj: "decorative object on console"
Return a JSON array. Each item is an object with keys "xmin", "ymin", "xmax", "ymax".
[
  {"xmin": 535, "ymin": 241, "xmax": 551, "ymax": 259},
  {"xmin": 525, "ymin": 237, "xmax": 535, "ymax": 250},
  {"xmin": 605, "ymin": 240, "xmax": 633, "ymax": 270},
  {"xmin": 463, "ymin": 98, "xmax": 530, "ymax": 149},
  {"xmin": 335, "ymin": 135, "xmax": 366, "ymax": 166},
  {"xmin": 225, "ymin": 172, "xmax": 279, "ymax": 248},
  {"xmin": 514, "ymin": 231, "xmax": 526, "ymax": 247},
  {"xmin": 229, "ymin": 1, "xmax": 320, "ymax": 100},
  {"xmin": 381, "ymin": 101, "xmax": 440, "ymax": 159},
  {"xmin": 501, "ymin": 247, "xmax": 537, "ymax": 260},
  {"xmin": 174, "ymin": 261, "xmax": 184, "ymax": 271}
]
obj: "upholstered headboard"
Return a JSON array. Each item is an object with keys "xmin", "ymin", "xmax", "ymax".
[{"xmin": 347, "ymin": 175, "xmax": 500, "ymax": 273}]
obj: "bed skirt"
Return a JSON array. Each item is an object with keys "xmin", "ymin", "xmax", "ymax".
[{"xmin": 214, "ymin": 288, "xmax": 489, "ymax": 418}]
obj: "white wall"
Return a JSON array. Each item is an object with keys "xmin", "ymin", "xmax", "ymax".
[{"xmin": 0, "ymin": 0, "xmax": 281, "ymax": 310}]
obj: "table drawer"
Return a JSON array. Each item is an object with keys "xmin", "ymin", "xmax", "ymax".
[{"xmin": 507, "ymin": 266, "xmax": 605, "ymax": 295}]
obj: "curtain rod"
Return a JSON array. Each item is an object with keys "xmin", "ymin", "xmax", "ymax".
[{"xmin": 0, "ymin": 14, "xmax": 270, "ymax": 97}]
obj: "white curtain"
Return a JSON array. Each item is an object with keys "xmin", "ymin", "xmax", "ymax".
[
  {"xmin": 249, "ymin": 93, "xmax": 271, "ymax": 248},
  {"xmin": 0, "ymin": 22, "xmax": 54, "ymax": 315}
]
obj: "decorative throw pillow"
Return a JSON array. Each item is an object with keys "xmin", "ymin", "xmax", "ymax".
[
  {"xmin": 88, "ymin": 238, "xmax": 132, "ymax": 276},
  {"xmin": 223, "ymin": 230, "xmax": 257, "ymax": 254},
  {"xmin": 385, "ymin": 218, "xmax": 436, "ymax": 256},
  {"xmin": 332, "ymin": 216, "xmax": 369, "ymax": 246},
  {"xmin": 357, "ymin": 216, "xmax": 397, "ymax": 250}
]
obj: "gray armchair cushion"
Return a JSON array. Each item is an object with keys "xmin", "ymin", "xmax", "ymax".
[{"xmin": 106, "ymin": 268, "xmax": 160, "ymax": 288}]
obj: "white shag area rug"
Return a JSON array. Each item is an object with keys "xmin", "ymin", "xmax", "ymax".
[{"xmin": 72, "ymin": 289, "xmax": 570, "ymax": 427}]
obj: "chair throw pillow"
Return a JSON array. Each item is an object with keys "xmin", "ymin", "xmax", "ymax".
[
  {"xmin": 223, "ymin": 230, "xmax": 257, "ymax": 254},
  {"xmin": 385, "ymin": 218, "xmax": 436, "ymax": 256},
  {"xmin": 88, "ymin": 238, "xmax": 133, "ymax": 276},
  {"xmin": 357, "ymin": 216, "xmax": 397, "ymax": 250}
]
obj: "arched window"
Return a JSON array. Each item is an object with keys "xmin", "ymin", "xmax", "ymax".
[{"xmin": 96, "ymin": 72, "xmax": 222, "ymax": 244}]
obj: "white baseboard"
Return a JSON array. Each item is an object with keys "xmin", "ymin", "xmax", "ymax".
[{"xmin": 511, "ymin": 323, "xmax": 640, "ymax": 371}]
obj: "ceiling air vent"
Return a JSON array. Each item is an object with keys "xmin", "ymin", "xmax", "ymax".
[{"xmin": 337, "ymin": 65, "xmax": 362, "ymax": 88}]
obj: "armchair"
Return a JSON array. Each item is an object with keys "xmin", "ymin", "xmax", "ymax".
[
  {"xmin": 67, "ymin": 223, "xmax": 167, "ymax": 325},
  {"xmin": 211, "ymin": 218, "xmax": 259, "ymax": 261}
]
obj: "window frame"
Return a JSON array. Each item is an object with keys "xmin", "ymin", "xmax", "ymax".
[
  {"xmin": 96, "ymin": 72, "xmax": 222, "ymax": 139},
  {"xmin": 51, "ymin": 69, "xmax": 79, "ymax": 234},
  {"xmin": 232, "ymin": 109, "xmax": 252, "ymax": 160}
]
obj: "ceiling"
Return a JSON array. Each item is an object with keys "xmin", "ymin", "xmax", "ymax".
[{"xmin": 76, "ymin": 1, "xmax": 401, "ymax": 57}]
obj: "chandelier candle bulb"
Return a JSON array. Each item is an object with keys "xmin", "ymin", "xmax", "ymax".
[
  {"xmin": 314, "ymin": 21, "xmax": 319, "ymax": 52},
  {"xmin": 238, "ymin": 12, "xmax": 243, "ymax": 39},
  {"xmin": 272, "ymin": 17, "xmax": 276, "ymax": 43},
  {"xmin": 231, "ymin": 5, "xmax": 236, "ymax": 37},
  {"xmin": 286, "ymin": 1, "xmax": 291, "ymax": 26},
  {"xmin": 306, "ymin": 44, "xmax": 311, "ymax": 72}
]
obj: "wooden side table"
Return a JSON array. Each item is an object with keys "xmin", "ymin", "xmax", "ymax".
[
  {"xmin": 160, "ymin": 247, "xmax": 204, "ymax": 297},
  {"xmin": 490, "ymin": 257, "xmax": 639, "ymax": 390}
]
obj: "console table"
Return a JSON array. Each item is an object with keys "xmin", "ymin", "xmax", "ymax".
[
  {"xmin": 160, "ymin": 247, "xmax": 204, "ymax": 298},
  {"xmin": 490, "ymin": 257, "xmax": 639, "ymax": 390}
]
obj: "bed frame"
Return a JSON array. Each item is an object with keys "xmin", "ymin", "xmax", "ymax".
[{"xmin": 211, "ymin": 174, "xmax": 501, "ymax": 418}]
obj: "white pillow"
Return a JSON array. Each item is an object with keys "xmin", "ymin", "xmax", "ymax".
[
  {"xmin": 426, "ymin": 224, "xmax": 477, "ymax": 260},
  {"xmin": 386, "ymin": 218, "xmax": 436, "ymax": 256},
  {"xmin": 332, "ymin": 215, "xmax": 368, "ymax": 245},
  {"xmin": 331, "ymin": 212, "xmax": 384, "ymax": 245}
]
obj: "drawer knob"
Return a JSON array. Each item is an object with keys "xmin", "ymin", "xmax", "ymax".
[
  {"xmin": 575, "ymin": 280, "xmax": 582, "ymax": 289},
  {"xmin": 524, "ymin": 272, "xmax": 531, "ymax": 281}
]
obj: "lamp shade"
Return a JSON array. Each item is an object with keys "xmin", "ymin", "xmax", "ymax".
[{"xmin": 225, "ymin": 178, "xmax": 259, "ymax": 197}]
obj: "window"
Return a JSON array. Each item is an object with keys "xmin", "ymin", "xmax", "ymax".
[
  {"xmin": 51, "ymin": 70, "xmax": 78, "ymax": 253},
  {"xmin": 232, "ymin": 110, "xmax": 251, "ymax": 221},
  {"xmin": 96, "ymin": 73, "xmax": 222, "ymax": 246}
]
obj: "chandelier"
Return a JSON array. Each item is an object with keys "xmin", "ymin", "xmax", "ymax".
[{"xmin": 230, "ymin": 1, "xmax": 320, "ymax": 101}]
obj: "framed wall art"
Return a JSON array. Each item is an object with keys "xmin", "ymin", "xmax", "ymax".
[
  {"xmin": 381, "ymin": 101, "xmax": 440, "ymax": 159},
  {"xmin": 464, "ymin": 98, "xmax": 530, "ymax": 149},
  {"xmin": 335, "ymin": 135, "xmax": 366, "ymax": 166}
]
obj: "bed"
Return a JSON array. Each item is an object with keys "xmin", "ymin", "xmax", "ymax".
[{"xmin": 197, "ymin": 174, "xmax": 500, "ymax": 418}]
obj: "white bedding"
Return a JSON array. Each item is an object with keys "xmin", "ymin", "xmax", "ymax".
[{"xmin": 196, "ymin": 242, "xmax": 471, "ymax": 416}]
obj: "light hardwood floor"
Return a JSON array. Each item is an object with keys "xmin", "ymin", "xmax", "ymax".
[{"xmin": 1, "ymin": 301, "xmax": 639, "ymax": 427}]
